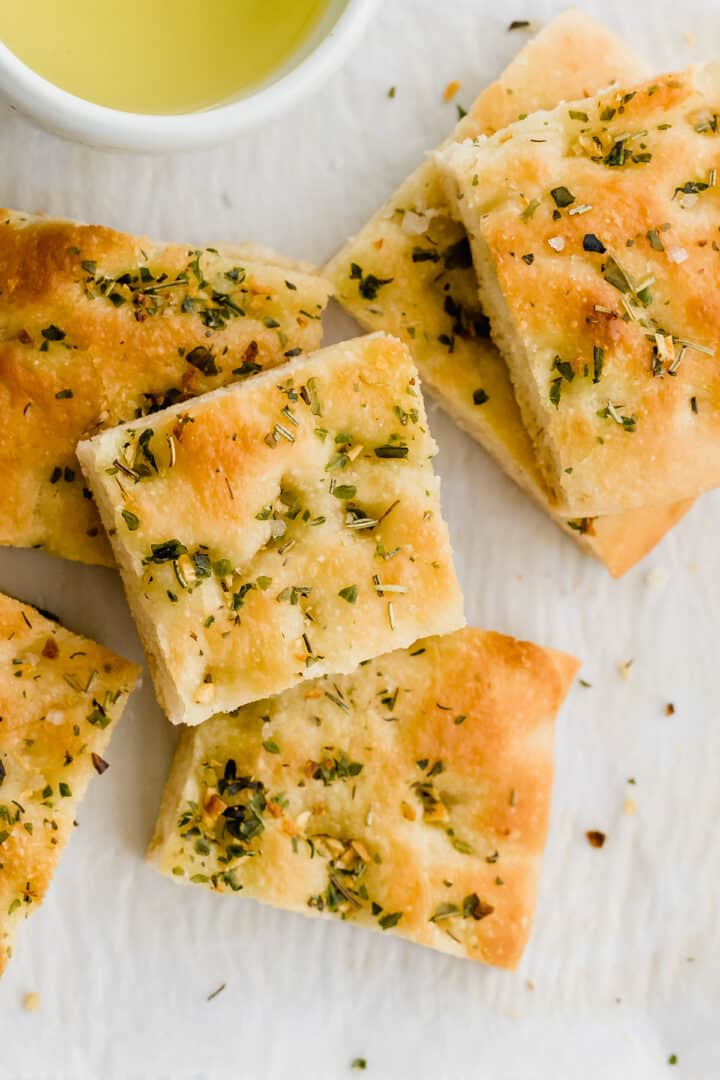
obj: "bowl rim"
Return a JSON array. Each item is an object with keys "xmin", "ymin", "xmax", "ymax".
[{"xmin": 0, "ymin": 0, "xmax": 378, "ymax": 152}]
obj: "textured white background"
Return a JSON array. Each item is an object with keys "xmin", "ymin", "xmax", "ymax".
[{"xmin": 1, "ymin": 2, "xmax": 719, "ymax": 1077}]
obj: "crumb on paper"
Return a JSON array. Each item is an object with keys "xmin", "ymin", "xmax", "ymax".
[
  {"xmin": 586, "ymin": 830, "xmax": 606, "ymax": 849},
  {"xmin": 23, "ymin": 992, "xmax": 40, "ymax": 1012},
  {"xmin": 684, "ymin": 31, "xmax": 696, "ymax": 44},
  {"xmin": 624, "ymin": 798, "xmax": 637, "ymax": 816},
  {"xmin": 526, "ymin": 979, "xmax": 535, "ymax": 991},
  {"xmin": 645, "ymin": 567, "xmax": 669, "ymax": 590},
  {"xmin": 665, "ymin": 703, "xmax": 675, "ymax": 716},
  {"xmin": 443, "ymin": 80, "xmax": 461, "ymax": 102},
  {"xmin": 618, "ymin": 659, "xmax": 634, "ymax": 680}
]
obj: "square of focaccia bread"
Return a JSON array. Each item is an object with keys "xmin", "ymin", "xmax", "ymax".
[
  {"xmin": 148, "ymin": 627, "xmax": 579, "ymax": 969},
  {"xmin": 325, "ymin": 12, "xmax": 693, "ymax": 574},
  {"xmin": 78, "ymin": 334, "xmax": 464, "ymax": 726},
  {"xmin": 0, "ymin": 592, "xmax": 139, "ymax": 974},
  {"xmin": 439, "ymin": 64, "xmax": 720, "ymax": 517},
  {"xmin": 0, "ymin": 210, "xmax": 332, "ymax": 567}
]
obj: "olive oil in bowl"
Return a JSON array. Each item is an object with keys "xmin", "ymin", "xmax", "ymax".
[{"xmin": 1, "ymin": 0, "xmax": 332, "ymax": 114}]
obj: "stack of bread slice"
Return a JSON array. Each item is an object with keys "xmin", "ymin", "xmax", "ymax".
[{"xmin": 326, "ymin": 10, "xmax": 699, "ymax": 575}]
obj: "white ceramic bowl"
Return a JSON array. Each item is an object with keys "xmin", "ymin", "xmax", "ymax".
[{"xmin": 0, "ymin": 0, "xmax": 377, "ymax": 152}]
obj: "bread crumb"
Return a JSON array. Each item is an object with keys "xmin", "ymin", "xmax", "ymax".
[
  {"xmin": 618, "ymin": 659, "xmax": 634, "ymax": 680},
  {"xmin": 646, "ymin": 567, "xmax": 669, "ymax": 590},
  {"xmin": 624, "ymin": 798, "xmax": 637, "ymax": 815},
  {"xmin": 586, "ymin": 830, "xmax": 606, "ymax": 848},
  {"xmin": 547, "ymin": 236, "xmax": 565, "ymax": 252},
  {"xmin": 23, "ymin": 992, "xmax": 40, "ymax": 1012},
  {"xmin": 526, "ymin": 979, "xmax": 535, "ymax": 990},
  {"xmin": 443, "ymin": 80, "xmax": 462, "ymax": 102},
  {"xmin": 665, "ymin": 703, "xmax": 675, "ymax": 716},
  {"xmin": 684, "ymin": 31, "xmax": 696, "ymax": 44}
]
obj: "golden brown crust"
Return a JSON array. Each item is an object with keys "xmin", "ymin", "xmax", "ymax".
[
  {"xmin": 0, "ymin": 592, "xmax": 139, "ymax": 974},
  {"xmin": 562, "ymin": 498, "xmax": 696, "ymax": 577},
  {"xmin": 148, "ymin": 627, "xmax": 579, "ymax": 969},
  {"xmin": 78, "ymin": 333, "xmax": 464, "ymax": 726},
  {"xmin": 0, "ymin": 210, "xmax": 332, "ymax": 566},
  {"xmin": 324, "ymin": 14, "xmax": 690, "ymax": 571},
  {"xmin": 439, "ymin": 65, "xmax": 720, "ymax": 515}
]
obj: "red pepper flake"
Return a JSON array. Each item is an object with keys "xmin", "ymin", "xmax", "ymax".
[
  {"xmin": 91, "ymin": 753, "xmax": 110, "ymax": 775},
  {"xmin": 586, "ymin": 830, "xmax": 606, "ymax": 848},
  {"xmin": 41, "ymin": 637, "xmax": 59, "ymax": 659}
]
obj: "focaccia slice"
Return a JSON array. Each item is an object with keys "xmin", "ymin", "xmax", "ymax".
[
  {"xmin": 439, "ymin": 64, "xmax": 720, "ymax": 516},
  {"xmin": 0, "ymin": 210, "xmax": 332, "ymax": 566},
  {"xmin": 325, "ymin": 13, "xmax": 692, "ymax": 573},
  {"xmin": 0, "ymin": 592, "xmax": 139, "ymax": 974},
  {"xmin": 148, "ymin": 627, "xmax": 579, "ymax": 969},
  {"xmin": 78, "ymin": 334, "xmax": 464, "ymax": 726}
]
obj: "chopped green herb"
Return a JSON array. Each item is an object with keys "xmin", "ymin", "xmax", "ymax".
[
  {"xmin": 550, "ymin": 186, "xmax": 575, "ymax": 208},
  {"xmin": 121, "ymin": 509, "xmax": 140, "ymax": 531},
  {"xmin": 373, "ymin": 445, "xmax": 408, "ymax": 459},
  {"xmin": 429, "ymin": 902, "xmax": 460, "ymax": 922},
  {"xmin": 520, "ymin": 198, "xmax": 540, "ymax": 221},
  {"xmin": 338, "ymin": 585, "xmax": 358, "ymax": 604},
  {"xmin": 603, "ymin": 256, "xmax": 633, "ymax": 294},
  {"xmin": 41, "ymin": 324, "xmax": 66, "ymax": 341},
  {"xmin": 311, "ymin": 751, "xmax": 363, "ymax": 785},
  {"xmin": 147, "ymin": 539, "xmax": 188, "ymax": 563},
  {"xmin": 378, "ymin": 911, "xmax": 403, "ymax": 930},
  {"xmin": 463, "ymin": 893, "xmax": 494, "ymax": 920},
  {"xmin": 583, "ymin": 234, "xmax": 606, "ymax": 254},
  {"xmin": 552, "ymin": 356, "xmax": 575, "ymax": 382},
  {"xmin": 185, "ymin": 345, "xmax": 219, "ymax": 376},
  {"xmin": 349, "ymin": 263, "xmax": 394, "ymax": 300},
  {"xmin": 647, "ymin": 229, "xmax": 665, "ymax": 251}
]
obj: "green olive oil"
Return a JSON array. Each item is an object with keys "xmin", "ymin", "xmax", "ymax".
[{"xmin": 1, "ymin": 0, "xmax": 331, "ymax": 114}]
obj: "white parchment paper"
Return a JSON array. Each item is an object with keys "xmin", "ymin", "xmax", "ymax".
[{"xmin": 1, "ymin": 2, "xmax": 719, "ymax": 1076}]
